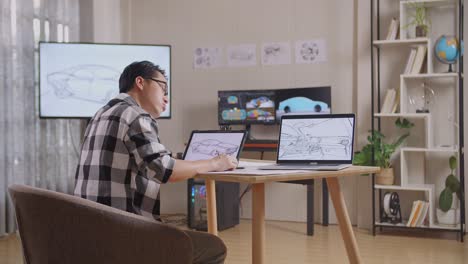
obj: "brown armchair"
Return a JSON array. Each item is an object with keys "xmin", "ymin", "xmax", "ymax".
[{"xmin": 8, "ymin": 184, "xmax": 193, "ymax": 264}]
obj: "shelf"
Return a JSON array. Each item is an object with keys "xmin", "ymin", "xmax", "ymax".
[
  {"xmin": 430, "ymin": 223, "xmax": 461, "ymax": 230},
  {"xmin": 373, "ymin": 38, "xmax": 428, "ymax": 47},
  {"xmin": 376, "ymin": 221, "xmax": 428, "ymax": 228},
  {"xmin": 401, "ymin": 73, "xmax": 459, "ymax": 79},
  {"xmin": 374, "ymin": 113, "xmax": 430, "ymax": 118},
  {"xmin": 376, "ymin": 221, "xmax": 461, "ymax": 231},
  {"xmin": 400, "ymin": 147, "xmax": 458, "ymax": 153},
  {"xmin": 401, "ymin": 0, "xmax": 456, "ymax": 8},
  {"xmin": 375, "ymin": 184, "xmax": 434, "ymax": 191}
]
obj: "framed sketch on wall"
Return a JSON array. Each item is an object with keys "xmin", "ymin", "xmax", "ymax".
[
  {"xmin": 295, "ymin": 39, "xmax": 327, "ymax": 64},
  {"xmin": 261, "ymin": 42, "xmax": 291, "ymax": 65}
]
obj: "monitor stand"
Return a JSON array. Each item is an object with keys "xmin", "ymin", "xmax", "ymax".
[{"xmin": 219, "ymin": 125, "xmax": 232, "ymax": 131}]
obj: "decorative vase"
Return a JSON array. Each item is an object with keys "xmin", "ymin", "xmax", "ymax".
[
  {"xmin": 376, "ymin": 168, "xmax": 394, "ymax": 185},
  {"xmin": 415, "ymin": 25, "xmax": 427, "ymax": 37},
  {"xmin": 437, "ymin": 193, "xmax": 460, "ymax": 226},
  {"xmin": 436, "ymin": 208, "xmax": 460, "ymax": 226}
]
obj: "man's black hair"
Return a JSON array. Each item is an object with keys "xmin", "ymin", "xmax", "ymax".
[{"xmin": 119, "ymin": 61, "xmax": 167, "ymax": 93}]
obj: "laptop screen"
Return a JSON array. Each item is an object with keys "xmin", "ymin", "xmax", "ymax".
[
  {"xmin": 183, "ymin": 130, "xmax": 247, "ymax": 161},
  {"xmin": 277, "ymin": 114, "xmax": 355, "ymax": 164}
]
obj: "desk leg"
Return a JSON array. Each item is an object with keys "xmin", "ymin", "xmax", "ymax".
[
  {"xmin": 326, "ymin": 177, "xmax": 361, "ymax": 264},
  {"xmin": 205, "ymin": 179, "xmax": 218, "ymax": 236},
  {"xmin": 252, "ymin": 183, "xmax": 265, "ymax": 264},
  {"xmin": 322, "ymin": 178, "xmax": 329, "ymax": 226},
  {"xmin": 307, "ymin": 182, "xmax": 314, "ymax": 236}
]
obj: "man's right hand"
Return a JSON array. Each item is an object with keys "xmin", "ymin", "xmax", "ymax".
[
  {"xmin": 211, "ymin": 154, "xmax": 238, "ymax": 171},
  {"xmin": 169, "ymin": 154, "xmax": 239, "ymax": 182}
]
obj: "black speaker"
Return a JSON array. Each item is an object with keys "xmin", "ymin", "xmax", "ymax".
[{"xmin": 187, "ymin": 179, "xmax": 240, "ymax": 231}]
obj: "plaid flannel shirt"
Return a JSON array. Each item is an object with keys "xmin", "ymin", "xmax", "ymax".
[{"xmin": 74, "ymin": 93, "xmax": 175, "ymax": 220}]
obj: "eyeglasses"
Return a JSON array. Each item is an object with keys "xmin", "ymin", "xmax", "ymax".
[{"xmin": 147, "ymin": 78, "xmax": 168, "ymax": 96}]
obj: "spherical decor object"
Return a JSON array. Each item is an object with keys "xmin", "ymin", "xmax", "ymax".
[{"xmin": 434, "ymin": 35, "xmax": 460, "ymax": 72}]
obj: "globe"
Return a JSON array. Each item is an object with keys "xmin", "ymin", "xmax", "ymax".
[{"xmin": 434, "ymin": 35, "xmax": 459, "ymax": 72}]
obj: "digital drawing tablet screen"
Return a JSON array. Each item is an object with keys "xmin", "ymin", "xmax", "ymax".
[{"xmin": 183, "ymin": 132, "xmax": 246, "ymax": 161}]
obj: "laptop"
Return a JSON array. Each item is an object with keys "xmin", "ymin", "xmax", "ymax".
[
  {"xmin": 182, "ymin": 130, "xmax": 247, "ymax": 162},
  {"xmin": 259, "ymin": 113, "xmax": 355, "ymax": 171}
]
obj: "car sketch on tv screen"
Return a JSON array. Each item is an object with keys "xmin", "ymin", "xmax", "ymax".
[{"xmin": 40, "ymin": 42, "xmax": 171, "ymax": 118}]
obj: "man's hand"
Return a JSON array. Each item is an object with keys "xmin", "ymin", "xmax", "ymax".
[
  {"xmin": 211, "ymin": 154, "xmax": 238, "ymax": 171},
  {"xmin": 169, "ymin": 154, "xmax": 239, "ymax": 182}
]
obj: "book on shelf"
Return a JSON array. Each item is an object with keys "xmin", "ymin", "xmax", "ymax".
[
  {"xmin": 385, "ymin": 17, "xmax": 400, "ymax": 40},
  {"xmin": 380, "ymin": 88, "xmax": 396, "ymax": 113},
  {"xmin": 403, "ymin": 48, "xmax": 417, "ymax": 74},
  {"xmin": 407, "ymin": 200, "xmax": 419, "ymax": 227},
  {"xmin": 410, "ymin": 45, "xmax": 427, "ymax": 74},
  {"xmin": 406, "ymin": 200, "xmax": 429, "ymax": 227},
  {"xmin": 416, "ymin": 202, "xmax": 429, "ymax": 227},
  {"xmin": 391, "ymin": 88, "xmax": 400, "ymax": 113}
]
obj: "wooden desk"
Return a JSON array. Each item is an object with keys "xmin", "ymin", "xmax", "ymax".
[
  {"xmin": 241, "ymin": 144, "xmax": 330, "ymax": 235},
  {"xmin": 196, "ymin": 165, "xmax": 380, "ymax": 264}
]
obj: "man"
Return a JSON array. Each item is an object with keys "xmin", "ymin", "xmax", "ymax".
[{"xmin": 74, "ymin": 61, "xmax": 237, "ymax": 264}]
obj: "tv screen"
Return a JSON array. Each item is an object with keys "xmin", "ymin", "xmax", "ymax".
[
  {"xmin": 39, "ymin": 42, "xmax": 171, "ymax": 118},
  {"xmin": 218, "ymin": 90, "xmax": 276, "ymax": 125},
  {"xmin": 275, "ymin": 86, "xmax": 331, "ymax": 121}
]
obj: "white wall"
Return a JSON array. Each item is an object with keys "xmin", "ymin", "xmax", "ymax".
[
  {"xmin": 92, "ymin": 0, "xmax": 122, "ymax": 42},
  {"xmin": 79, "ymin": 0, "xmax": 124, "ymax": 43}
]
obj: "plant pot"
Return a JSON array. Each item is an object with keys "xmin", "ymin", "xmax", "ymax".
[
  {"xmin": 450, "ymin": 192, "xmax": 459, "ymax": 209},
  {"xmin": 437, "ymin": 193, "xmax": 460, "ymax": 225},
  {"xmin": 376, "ymin": 168, "xmax": 394, "ymax": 185},
  {"xmin": 436, "ymin": 208, "xmax": 460, "ymax": 226},
  {"xmin": 415, "ymin": 25, "xmax": 427, "ymax": 37}
]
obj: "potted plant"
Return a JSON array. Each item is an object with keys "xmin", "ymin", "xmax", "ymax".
[
  {"xmin": 353, "ymin": 118, "xmax": 414, "ymax": 185},
  {"xmin": 404, "ymin": 3, "xmax": 430, "ymax": 38},
  {"xmin": 436, "ymin": 155, "xmax": 461, "ymax": 225}
]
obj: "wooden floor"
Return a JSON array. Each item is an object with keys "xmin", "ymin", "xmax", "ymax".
[{"xmin": 1, "ymin": 220, "xmax": 468, "ymax": 264}]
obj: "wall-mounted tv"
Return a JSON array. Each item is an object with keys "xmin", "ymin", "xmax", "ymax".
[
  {"xmin": 218, "ymin": 90, "xmax": 276, "ymax": 125},
  {"xmin": 275, "ymin": 86, "xmax": 331, "ymax": 121},
  {"xmin": 39, "ymin": 42, "xmax": 171, "ymax": 118}
]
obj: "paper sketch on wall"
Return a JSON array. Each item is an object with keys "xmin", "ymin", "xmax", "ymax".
[
  {"xmin": 191, "ymin": 139, "xmax": 239, "ymax": 157},
  {"xmin": 45, "ymin": 64, "xmax": 120, "ymax": 104},
  {"xmin": 279, "ymin": 118, "xmax": 353, "ymax": 160},
  {"xmin": 193, "ymin": 47, "xmax": 224, "ymax": 69},
  {"xmin": 261, "ymin": 42, "xmax": 291, "ymax": 65},
  {"xmin": 295, "ymin": 39, "xmax": 327, "ymax": 64},
  {"xmin": 227, "ymin": 44, "xmax": 256, "ymax": 67}
]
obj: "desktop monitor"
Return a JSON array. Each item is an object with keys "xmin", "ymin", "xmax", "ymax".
[
  {"xmin": 218, "ymin": 90, "xmax": 276, "ymax": 125},
  {"xmin": 39, "ymin": 42, "xmax": 171, "ymax": 118},
  {"xmin": 275, "ymin": 86, "xmax": 331, "ymax": 121}
]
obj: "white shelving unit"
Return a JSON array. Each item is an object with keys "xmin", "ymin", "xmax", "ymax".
[
  {"xmin": 373, "ymin": 38, "xmax": 429, "ymax": 46},
  {"xmin": 374, "ymin": 113, "xmax": 432, "ymax": 147},
  {"xmin": 370, "ymin": 0, "xmax": 465, "ymax": 240}
]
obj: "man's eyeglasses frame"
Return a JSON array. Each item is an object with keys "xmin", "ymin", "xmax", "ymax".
[{"xmin": 147, "ymin": 78, "xmax": 168, "ymax": 96}]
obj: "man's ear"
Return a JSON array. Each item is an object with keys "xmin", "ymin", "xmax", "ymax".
[{"xmin": 134, "ymin": 76, "xmax": 145, "ymax": 91}]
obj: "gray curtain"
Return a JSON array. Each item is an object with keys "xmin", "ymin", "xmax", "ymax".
[{"xmin": 0, "ymin": 0, "xmax": 82, "ymax": 236}]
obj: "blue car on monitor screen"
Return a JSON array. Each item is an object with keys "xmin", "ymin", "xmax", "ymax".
[{"xmin": 278, "ymin": 97, "xmax": 330, "ymax": 114}]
